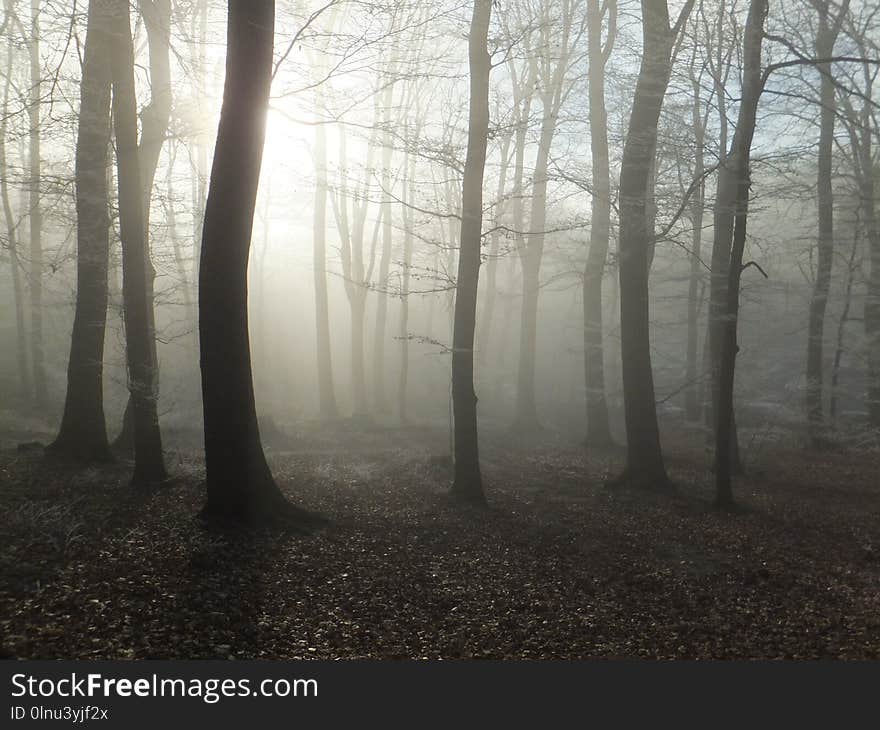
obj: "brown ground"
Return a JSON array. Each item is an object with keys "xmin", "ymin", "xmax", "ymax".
[{"xmin": 1, "ymin": 424, "xmax": 878, "ymax": 659}]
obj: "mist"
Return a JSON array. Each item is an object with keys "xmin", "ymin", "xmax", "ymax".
[{"xmin": 1, "ymin": 0, "xmax": 878, "ymax": 664}]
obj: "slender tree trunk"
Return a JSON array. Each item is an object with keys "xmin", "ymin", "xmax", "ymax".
[
  {"xmin": 475, "ymin": 129, "xmax": 511, "ymax": 364},
  {"xmin": 49, "ymin": 0, "xmax": 113, "ymax": 463},
  {"xmin": 108, "ymin": 0, "xmax": 166, "ymax": 486},
  {"xmin": 398, "ymin": 147, "xmax": 416, "ymax": 422},
  {"xmin": 862, "ymin": 150, "xmax": 880, "ymax": 427},
  {"xmin": 1, "ymin": 43, "xmax": 31, "ymax": 401},
  {"xmin": 806, "ymin": 0, "xmax": 848, "ymax": 446},
  {"xmin": 714, "ymin": 0, "xmax": 767, "ymax": 507},
  {"xmin": 837, "ymin": 48, "xmax": 878, "ymax": 426},
  {"xmin": 114, "ymin": 0, "xmax": 172, "ymax": 451},
  {"xmin": 166, "ymin": 147, "xmax": 196, "ymax": 346},
  {"xmin": 451, "ymin": 0, "xmax": 491, "ymax": 505},
  {"xmin": 614, "ymin": 0, "xmax": 692, "ymax": 487},
  {"xmin": 373, "ymin": 57, "xmax": 397, "ymax": 414},
  {"xmin": 583, "ymin": 0, "xmax": 615, "ymax": 447},
  {"xmin": 513, "ymin": 89, "xmax": 562, "ymax": 431},
  {"xmin": 311, "ymin": 82, "xmax": 339, "ymax": 419},
  {"xmin": 27, "ymin": 0, "xmax": 45, "ymax": 408},
  {"xmin": 830, "ymin": 222, "xmax": 859, "ymax": 420},
  {"xmin": 705, "ymin": 0, "xmax": 741, "ymax": 468}
]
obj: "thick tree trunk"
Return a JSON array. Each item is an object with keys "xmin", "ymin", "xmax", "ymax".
[
  {"xmin": 198, "ymin": 0, "xmax": 316, "ymax": 528},
  {"xmin": 714, "ymin": 0, "xmax": 767, "ymax": 507},
  {"xmin": 49, "ymin": 0, "xmax": 113, "ymax": 463},
  {"xmin": 451, "ymin": 0, "xmax": 491, "ymax": 505},
  {"xmin": 583, "ymin": 0, "xmax": 614, "ymax": 447},
  {"xmin": 109, "ymin": 0, "xmax": 166, "ymax": 486},
  {"xmin": 805, "ymin": 0, "xmax": 847, "ymax": 446},
  {"xmin": 614, "ymin": 0, "xmax": 691, "ymax": 487}
]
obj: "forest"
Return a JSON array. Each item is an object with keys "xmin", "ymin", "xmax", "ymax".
[{"xmin": 0, "ymin": 0, "xmax": 879, "ymax": 660}]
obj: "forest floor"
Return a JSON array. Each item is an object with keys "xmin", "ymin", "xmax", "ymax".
[{"xmin": 1, "ymin": 421, "xmax": 879, "ymax": 659}]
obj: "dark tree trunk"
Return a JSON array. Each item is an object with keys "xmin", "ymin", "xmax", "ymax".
[
  {"xmin": 114, "ymin": 0, "xmax": 172, "ymax": 452},
  {"xmin": 714, "ymin": 0, "xmax": 767, "ymax": 507},
  {"xmin": 805, "ymin": 0, "xmax": 848, "ymax": 446},
  {"xmin": 198, "ymin": 0, "xmax": 317, "ymax": 527},
  {"xmin": 451, "ymin": 0, "xmax": 491, "ymax": 505},
  {"xmin": 583, "ymin": 0, "xmax": 615, "ymax": 448},
  {"xmin": 49, "ymin": 0, "xmax": 113, "ymax": 463},
  {"xmin": 108, "ymin": 0, "xmax": 167, "ymax": 486},
  {"xmin": 614, "ymin": 0, "xmax": 692, "ymax": 488}
]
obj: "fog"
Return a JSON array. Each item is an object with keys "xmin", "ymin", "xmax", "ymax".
[
  {"xmin": 2, "ymin": 0, "xmax": 874, "ymax": 451},
  {"xmin": 1, "ymin": 0, "xmax": 880, "ymax": 664}
]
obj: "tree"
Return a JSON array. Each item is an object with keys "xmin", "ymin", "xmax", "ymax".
[
  {"xmin": 27, "ymin": 0, "xmax": 44, "ymax": 409},
  {"xmin": 583, "ymin": 0, "xmax": 616, "ymax": 447},
  {"xmin": 805, "ymin": 0, "xmax": 849, "ymax": 446},
  {"xmin": 837, "ymin": 13, "xmax": 880, "ymax": 428},
  {"xmin": 714, "ymin": 0, "xmax": 768, "ymax": 506},
  {"xmin": 48, "ymin": 0, "xmax": 113, "ymax": 464},
  {"xmin": 512, "ymin": 0, "xmax": 582, "ymax": 431},
  {"xmin": 613, "ymin": 0, "xmax": 694, "ymax": 488},
  {"xmin": 309, "ymin": 8, "xmax": 340, "ymax": 421},
  {"xmin": 113, "ymin": 0, "xmax": 173, "ymax": 451},
  {"xmin": 198, "ymin": 0, "xmax": 318, "ymax": 527},
  {"xmin": 108, "ymin": 0, "xmax": 167, "ymax": 486},
  {"xmin": 0, "ymin": 9, "xmax": 30, "ymax": 402},
  {"xmin": 451, "ymin": 0, "xmax": 491, "ymax": 505}
]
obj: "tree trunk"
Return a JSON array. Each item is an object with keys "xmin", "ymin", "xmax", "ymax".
[
  {"xmin": 513, "ymin": 73, "xmax": 565, "ymax": 431},
  {"xmin": 398, "ymin": 147, "xmax": 416, "ymax": 422},
  {"xmin": 614, "ymin": 0, "xmax": 692, "ymax": 487},
  {"xmin": 114, "ymin": 0, "xmax": 172, "ymax": 451},
  {"xmin": 373, "ymin": 58, "xmax": 397, "ymax": 414},
  {"xmin": 861, "ymin": 141, "xmax": 880, "ymax": 427},
  {"xmin": 451, "ymin": 0, "xmax": 491, "ymax": 505},
  {"xmin": 108, "ymin": 0, "xmax": 166, "ymax": 486},
  {"xmin": 312, "ymin": 93, "xmax": 339, "ymax": 420},
  {"xmin": 1, "ymin": 42, "xmax": 31, "ymax": 402},
  {"xmin": 830, "ymin": 223, "xmax": 859, "ymax": 420},
  {"xmin": 28, "ymin": 0, "xmax": 45, "ymax": 409},
  {"xmin": 198, "ymin": 0, "xmax": 317, "ymax": 528},
  {"xmin": 475, "ymin": 128, "xmax": 511, "ymax": 365},
  {"xmin": 685, "ymin": 138, "xmax": 705, "ymax": 420},
  {"xmin": 714, "ymin": 0, "xmax": 767, "ymax": 507},
  {"xmin": 48, "ymin": 0, "xmax": 113, "ymax": 463},
  {"xmin": 583, "ymin": 0, "xmax": 615, "ymax": 447},
  {"xmin": 805, "ymin": 0, "xmax": 847, "ymax": 446}
]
